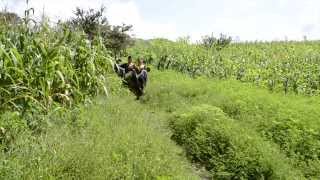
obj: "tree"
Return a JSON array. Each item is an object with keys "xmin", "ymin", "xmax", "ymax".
[
  {"xmin": 103, "ymin": 24, "xmax": 134, "ymax": 59},
  {"xmin": 70, "ymin": 7, "xmax": 134, "ymax": 59},
  {"xmin": 201, "ymin": 33, "xmax": 232, "ymax": 50},
  {"xmin": 201, "ymin": 33, "xmax": 217, "ymax": 49},
  {"xmin": 71, "ymin": 7, "xmax": 109, "ymax": 41},
  {"xmin": 216, "ymin": 34, "xmax": 232, "ymax": 50}
]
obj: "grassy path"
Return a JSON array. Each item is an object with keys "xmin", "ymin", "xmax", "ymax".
[{"xmin": 1, "ymin": 92, "xmax": 199, "ymax": 179}]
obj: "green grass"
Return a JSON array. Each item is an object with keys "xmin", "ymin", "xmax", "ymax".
[
  {"xmin": 142, "ymin": 69, "xmax": 320, "ymax": 179},
  {"xmin": 169, "ymin": 104, "xmax": 303, "ymax": 179},
  {"xmin": 1, "ymin": 8, "xmax": 320, "ymax": 179},
  {"xmin": 0, "ymin": 88, "xmax": 199, "ymax": 179},
  {"xmin": 2, "ymin": 69, "xmax": 320, "ymax": 179}
]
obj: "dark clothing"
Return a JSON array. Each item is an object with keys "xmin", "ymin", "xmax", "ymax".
[
  {"xmin": 114, "ymin": 63, "xmax": 125, "ymax": 78},
  {"xmin": 119, "ymin": 63, "xmax": 130, "ymax": 73},
  {"xmin": 137, "ymin": 70, "xmax": 148, "ymax": 88},
  {"xmin": 114, "ymin": 62, "xmax": 148, "ymax": 100}
]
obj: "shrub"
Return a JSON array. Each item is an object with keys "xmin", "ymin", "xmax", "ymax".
[
  {"xmin": 261, "ymin": 118, "xmax": 320, "ymax": 178},
  {"xmin": 169, "ymin": 104, "xmax": 303, "ymax": 179}
]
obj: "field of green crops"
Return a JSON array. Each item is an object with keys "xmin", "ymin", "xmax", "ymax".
[
  {"xmin": 1, "ymin": 11, "xmax": 320, "ymax": 179},
  {"xmin": 130, "ymin": 39, "xmax": 320, "ymax": 95},
  {"xmin": 129, "ymin": 40, "xmax": 320, "ymax": 179},
  {"xmin": 0, "ymin": 21, "xmax": 111, "ymax": 111}
]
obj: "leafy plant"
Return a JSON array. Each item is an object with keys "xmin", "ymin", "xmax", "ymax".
[{"xmin": 169, "ymin": 104, "xmax": 303, "ymax": 179}]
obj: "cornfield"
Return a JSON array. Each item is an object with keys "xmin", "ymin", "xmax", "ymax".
[
  {"xmin": 130, "ymin": 39, "xmax": 320, "ymax": 95},
  {"xmin": 0, "ymin": 20, "xmax": 112, "ymax": 113}
]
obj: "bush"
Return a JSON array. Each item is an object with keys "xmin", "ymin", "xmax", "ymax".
[
  {"xmin": 169, "ymin": 104, "xmax": 303, "ymax": 179},
  {"xmin": 261, "ymin": 118, "xmax": 320, "ymax": 178}
]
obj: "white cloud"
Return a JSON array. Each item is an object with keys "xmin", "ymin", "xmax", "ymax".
[
  {"xmin": 184, "ymin": 0, "xmax": 320, "ymax": 41},
  {"xmin": 2, "ymin": 0, "xmax": 107, "ymax": 22},
  {"xmin": 1, "ymin": 0, "xmax": 320, "ymax": 41},
  {"xmin": 1, "ymin": 0, "xmax": 177, "ymax": 40},
  {"xmin": 106, "ymin": 1, "xmax": 177, "ymax": 40}
]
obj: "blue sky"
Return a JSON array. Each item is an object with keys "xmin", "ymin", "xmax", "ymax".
[{"xmin": 1, "ymin": 0, "xmax": 320, "ymax": 41}]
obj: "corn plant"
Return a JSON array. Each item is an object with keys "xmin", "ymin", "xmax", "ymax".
[
  {"xmin": 0, "ymin": 21, "xmax": 112, "ymax": 113},
  {"xmin": 129, "ymin": 39, "xmax": 320, "ymax": 95}
]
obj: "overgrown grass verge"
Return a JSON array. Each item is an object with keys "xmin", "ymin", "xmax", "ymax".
[
  {"xmin": 169, "ymin": 104, "xmax": 303, "ymax": 179},
  {"xmin": 0, "ymin": 93, "xmax": 199, "ymax": 179},
  {"xmin": 142, "ymin": 70, "xmax": 320, "ymax": 179}
]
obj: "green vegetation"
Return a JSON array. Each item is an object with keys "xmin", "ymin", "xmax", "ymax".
[
  {"xmin": 131, "ymin": 38, "xmax": 320, "ymax": 178},
  {"xmin": 129, "ymin": 39, "xmax": 320, "ymax": 95},
  {"xmin": 0, "ymin": 92, "xmax": 198, "ymax": 179},
  {"xmin": 1, "ymin": 5, "xmax": 320, "ymax": 179},
  {"xmin": 3, "ymin": 65, "xmax": 320, "ymax": 178},
  {"xmin": 0, "ymin": 19, "xmax": 111, "ymax": 113},
  {"xmin": 170, "ymin": 105, "xmax": 302, "ymax": 179},
  {"xmin": 142, "ymin": 70, "xmax": 320, "ymax": 179},
  {"xmin": 70, "ymin": 7, "xmax": 134, "ymax": 59}
]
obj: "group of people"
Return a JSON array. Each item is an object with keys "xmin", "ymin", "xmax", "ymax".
[
  {"xmin": 117, "ymin": 56, "xmax": 146, "ymax": 75},
  {"xmin": 114, "ymin": 56, "xmax": 149, "ymax": 99}
]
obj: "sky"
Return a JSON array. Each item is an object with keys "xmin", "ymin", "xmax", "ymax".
[{"xmin": 1, "ymin": 0, "xmax": 320, "ymax": 41}]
